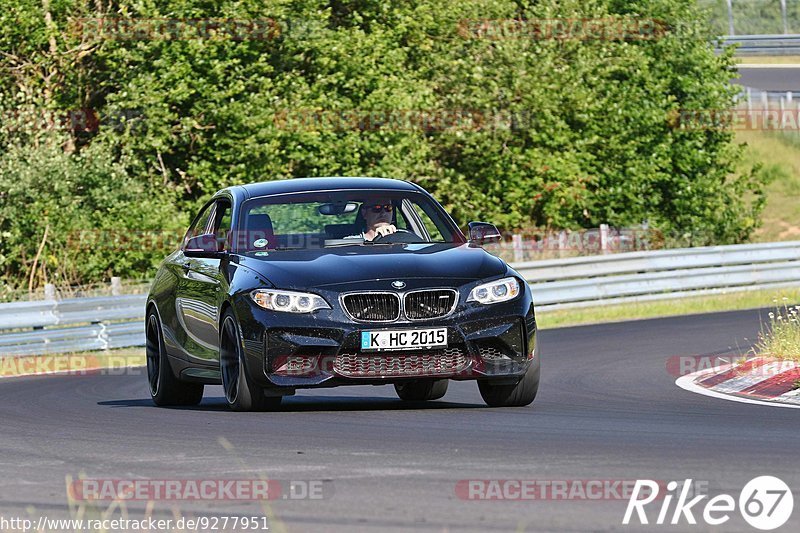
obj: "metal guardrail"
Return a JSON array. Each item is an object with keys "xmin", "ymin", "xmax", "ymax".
[
  {"xmin": 0, "ymin": 295, "xmax": 147, "ymax": 330},
  {"xmin": 0, "ymin": 295, "xmax": 147, "ymax": 357},
  {"xmin": 515, "ymin": 241, "xmax": 800, "ymax": 282},
  {"xmin": 0, "ymin": 241, "xmax": 798, "ymax": 356},
  {"xmin": 521, "ymin": 241, "xmax": 800, "ymax": 309},
  {"xmin": 721, "ymin": 34, "xmax": 800, "ymax": 55},
  {"xmin": 0, "ymin": 321, "xmax": 144, "ymax": 357}
]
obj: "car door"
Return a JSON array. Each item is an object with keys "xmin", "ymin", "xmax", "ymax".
[{"xmin": 175, "ymin": 199, "xmax": 232, "ymax": 365}]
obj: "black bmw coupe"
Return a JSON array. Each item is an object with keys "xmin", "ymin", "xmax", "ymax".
[{"xmin": 145, "ymin": 177, "xmax": 539, "ymax": 410}]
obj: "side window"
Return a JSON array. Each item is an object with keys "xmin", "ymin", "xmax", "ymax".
[
  {"xmin": 417, "ymin": 208, "xmax": 443, "ymax": 241},
  {"xmin": 408, "ymin": 201, "xmax": 445, "ymax": 241},
  {"xmin": 211, "ymin": 201, "xmax": 233, "ymax": 250},
  {"xmin": 393, "ymin": 204, "xmax": 411, "ymax": 231},
  {"xmin": 183, "ymin": 202, "xmax": 214, "ymax": 248}
]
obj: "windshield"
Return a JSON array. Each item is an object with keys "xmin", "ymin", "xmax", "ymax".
[{"xmin": 236, "ymin": 190, "xmax": 464, "ymax": 253}]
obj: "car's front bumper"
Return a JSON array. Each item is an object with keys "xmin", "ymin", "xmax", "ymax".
[{"xmin": 231, "ymin": 283, "xmax": 537, "ymax": 391}]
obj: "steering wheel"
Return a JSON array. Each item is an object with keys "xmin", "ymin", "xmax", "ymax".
[{"xmin": 369, "ymin": 228, "xmax": 421, "ymax": 244}]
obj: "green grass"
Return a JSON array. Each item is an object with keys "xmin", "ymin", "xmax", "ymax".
[
  {"xmin": 537, "ymin": 287, "xmax": 800, "ymax": 329},
  {"xmin": 736, "ymin": 131, "xmax": 800, "ymax": 243},
  {"xmin": 0, "ymin": 348, "xmax": 144, "ymax": 378},
  {"xmin": 753, "ymin": 300, "xmax": 800, "ymax": 361},
  {"xmin": 735, "ymin": 56, "xmax": 800, "ymax": 64}
]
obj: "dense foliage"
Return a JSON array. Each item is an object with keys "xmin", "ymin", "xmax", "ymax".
[{"xmin": 0, "ymin": 0, "xmax": 769, "ymax": 293}]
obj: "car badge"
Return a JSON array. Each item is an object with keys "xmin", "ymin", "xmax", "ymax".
[
  {"xmin": 391, "ymin": 280, "xmax": 406, "ymax": 289},
  {"xmin": 253, "ymin": 238, "xmax": 269, "ymax": 248}
]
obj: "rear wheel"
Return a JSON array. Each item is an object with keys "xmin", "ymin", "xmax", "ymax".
[
  {"xmin": 220, "ymin": 309, "xmax": 282, "ymax": 412},
  {"xmin": 478, "ymin": 360, "xmax": 539, "ymax": 407},
  {"xmin": 146, "ymin": 311, "xmax": 204, "ymax": 407},
  {"xmin": 394, "ymin": 379, "xmax": 448, "ymax": 401}
]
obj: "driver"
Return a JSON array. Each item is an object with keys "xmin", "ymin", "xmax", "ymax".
[{"xmin": 345, "ymin": 198, "xmax": 398, "ymax": 241}]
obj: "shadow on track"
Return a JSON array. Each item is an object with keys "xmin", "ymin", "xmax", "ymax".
[{"xmin": 98, "ymin": 396, "xmax": 485, "ymax": 412}]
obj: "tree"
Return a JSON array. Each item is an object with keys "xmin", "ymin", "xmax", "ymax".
[{"xmin": 0, "ymin": 0, "xmax": 770, "ymax": 292}]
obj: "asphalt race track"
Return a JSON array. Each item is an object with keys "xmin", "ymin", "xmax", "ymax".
[
  {"xmin": 0, "ymin": 308, "xmax": 797, "ymax": 532},
  {"xmin": 736, "ymin": 67, "xmax": 800, "ymax": 91}
]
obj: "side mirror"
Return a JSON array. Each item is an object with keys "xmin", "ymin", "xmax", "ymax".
[
  {"xmin": 184, "ymin": 233, "xmax": 227, "ymax": 258},
  {"xmin": 468, "ymin": 221, "xmax": 502, "ymax": 245}
]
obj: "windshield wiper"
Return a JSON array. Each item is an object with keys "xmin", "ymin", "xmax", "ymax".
[
  {"xmin": 324, "ymin": 242, "xmax": 366, "ymax": 247},
  {"xmin": 362, "ymin": 241, "xmax": 439, "ymax": 246}
]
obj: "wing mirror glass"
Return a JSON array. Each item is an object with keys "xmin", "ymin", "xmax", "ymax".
[
  {"xmin": 468, "ymin": 221, "xmax": 502, "ymax": 245},
  {"xmin": 184, "ymin": 233, "xmax": 227, "ymax": 258}
]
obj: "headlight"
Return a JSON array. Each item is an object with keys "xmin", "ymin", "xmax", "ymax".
[
  {"xmin": 250, "ymin": 289, "xmax": 331, "ymax": 313},
  {"xmin": 467, "ymin": 277, "xmax": 520, "ymax": 305}
]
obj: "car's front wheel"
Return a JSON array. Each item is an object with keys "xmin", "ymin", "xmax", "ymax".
[
  {"xmin": 394, "ymin": 379, "xmax": 448, "ymax": 401},
  {"xmin": 146, "ymin": 311, "xmax": 204, "ymax": 407},
  {"xmin": 478, "ymin": 359, "xmax": 540, "ymax": 407},
  {"xmin": 220, "ymin": 309, "xmax": 282, "ymax": 412}
]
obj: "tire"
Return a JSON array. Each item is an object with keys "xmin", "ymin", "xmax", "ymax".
[
  {"xmin": 394, "ymin": 379, "xmax": 448, "ymax": 401},
  {"xmin": 146, "ymin": 311, "xmax": 204, "ymax": 407},
  {"xmin": 220, "ymin": 309, "xmax": 282, "ymax": 412},
  {"xmin": 478, "ymin": 360, "xmax": 540, "ymax": 408}
]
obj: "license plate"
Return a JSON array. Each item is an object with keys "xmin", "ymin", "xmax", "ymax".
[{"xmin": 361, "ymin": 328, "xmax": 447, "ymax": 352}]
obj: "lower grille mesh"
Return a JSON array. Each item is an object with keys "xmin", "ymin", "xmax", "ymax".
[
  {"xmin": 478, "ymin": 345, "xmax": 508, "ymax": 361},
  {"xmin": 334, "ymin": 348, "xmax": 468, "ymax": 378}
]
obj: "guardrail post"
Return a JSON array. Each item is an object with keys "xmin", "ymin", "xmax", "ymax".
[
  {"xmin": 98, "ymin": 323, "xmax": 109, "ymax": 350},
  {"xmin": 512, "ymin": 234, "xmax": 524, "ymax": 263},
  {"xmin": 111, "ymin": 277, "xmax": 122, "ymax": 296},
  {"xmin": 600, "ymin": 224, "xmax": 609, "ymax": 254},
  {"xmin": 781, "ymin": 0, "xmax": 788, "ymax": 34},
  {"xmin": 725, "ymin": 0, "xmax": 735, "ymax": 35},
  {"xmin": 44, "ymin": 284, "xmax": 55, "ymax": 300},
  {"xmin": 746, "ymin": 87, "xmax": 752, "ymax": 115}
]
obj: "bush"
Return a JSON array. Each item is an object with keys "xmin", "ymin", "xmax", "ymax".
[
  {"xmin": 0, "ymin": 0, "xmax": 772, "ymax": 292},
  {"xmin": 89, "ymin": 0, "xmax": 766, "ymax": 242},
  {"xmin": 0, "ymin": 134, "xmax": 184, "ymax": 296}
]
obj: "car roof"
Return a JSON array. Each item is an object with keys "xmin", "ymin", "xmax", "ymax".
[{"xmin": 231, "ymin": 177, "xmax": 422, "ymax": 200}]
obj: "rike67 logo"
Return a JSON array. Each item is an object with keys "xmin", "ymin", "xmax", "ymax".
[{"xmin": 623, "ymin": 477, "xmax": 793, "ymax": 530}]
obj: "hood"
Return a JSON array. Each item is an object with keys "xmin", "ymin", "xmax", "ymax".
[{"xmin": 236, "ymin": 243, "xmax": 507, "ymax": 290}]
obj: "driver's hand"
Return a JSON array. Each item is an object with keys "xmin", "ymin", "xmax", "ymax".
[{"xmin": 374, "ymin": 224, "xmax": 397, "ymax": 238}]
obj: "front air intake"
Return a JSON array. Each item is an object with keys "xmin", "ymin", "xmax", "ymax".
[
  {"xmin": 333, "ymin": 347, "xmax": 469, "ymax": 378},
  {"xmin": 342, "ymin": 292, "xmax": 401, "ymax": 322},
  {"xmin": 404, "ymin": 289, "xmax": 457, "ymax": 320}
]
